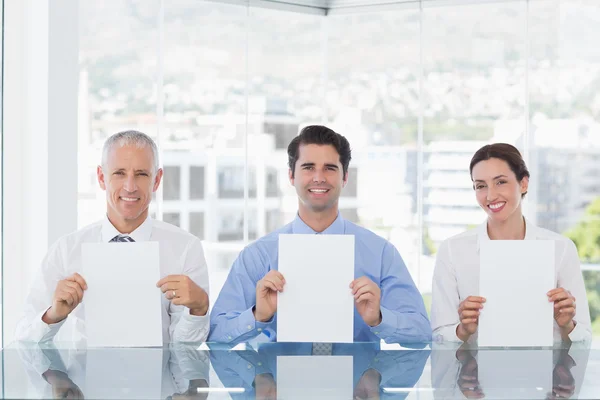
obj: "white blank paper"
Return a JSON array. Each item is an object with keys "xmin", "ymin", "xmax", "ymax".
[
  {"xmin": 479, "ymin": 240, "xmax": 555, "ymax": 347},
  {"xmin": 277, "ymin": 234, "xmax": 354, "ymax": 343},
  {"xmin": 82, "ymin": 242, "xmax": 163, "ymax": 347},
  {"xmin": 277, "ymin": 356, "xmax": 353, "ymax": 400}
]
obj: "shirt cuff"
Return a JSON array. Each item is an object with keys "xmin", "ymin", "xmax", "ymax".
[
  {"xmin": 432, "ymin": 323, "xmax": 462, "ymax": 343},
  {"xmin": 567, "ymin": 320, "xmax": 592, "ymax": 342},
  {"xmin": 239, "ymin": 306, "xmax": 273, "ymax": 336},
  {"xmin": 369, "ymin": 306, "xmax": 397, "ymax": 339},
  {"xmin": 26, "ymin": 309, "xmax": 66, "ymax": 343},
  {"xmin": 178, "ymin": 308, "xmax": 210, "ymax": 333}
]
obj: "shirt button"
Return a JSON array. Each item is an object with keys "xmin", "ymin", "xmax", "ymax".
[
  {"xmin": 247, "ymin": 325, "xmax": 252, "ymax": 330},
  {"xmin": 374, "ymin": 332, "xmax": 379, "ymax": 335},
  {"xmin": 257, "ymin": 328, "xmax": 263, "ymax": 332},
  {"xmin": 247, "ymin": 364, "xmax": 252, "ymax": 369},
  {"xmin": 258, "ymin": 362, "xmax": 262, "ymax": 366},
  {"xmin": 227, "ymin": 336, "xmax": 232, "ymax": 340}
]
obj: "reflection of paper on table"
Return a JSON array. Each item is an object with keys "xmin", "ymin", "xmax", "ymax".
[
  {"xmin": 82, "ymin": 242, "xmax": 163, "ymax": 347},
  {"xmin": 277, "ymin": 356, "xmax": 353, "ymax": 400},
  {"xmin": 478, "ymin": 350, "xmax": 552, "ymax": 399},
  {"xmin": 84, "ymin": 348, "xmax": 164, "ymax": 400},
  {"xmin": 277, "ymin": 234, "xmax": 354, "ymax": 343},
  {"xmin": 479, "ymin": 240, "xmax": 554, "ymax": 347}
]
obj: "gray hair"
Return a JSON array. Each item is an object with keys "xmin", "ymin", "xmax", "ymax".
[{"xmin": 101, "ymin": 130, "xmax": 160, "ymax": 174}]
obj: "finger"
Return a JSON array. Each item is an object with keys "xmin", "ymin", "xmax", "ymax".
[
  {"xmin": 64, "ymin": 281, "xmax": 84, "ymax": 303},
  {"xmin": 459, "ymin": 301, "xmax": 485, "ymax": 311},
  {"xmin": 465, "ymin": 296, "xmax": 486, "ymax": 303},
  {"xmin": 263, "ymin": 278, "xmax": 284, "ymax": 292},
  {"xmin": 156, "ymin": 275, "xmax": 183, "ymax": 287},
  {"xmin": 356, "ymin": 293, "xmax": 375, "ymax": 303},
  {"xmin": 68, "ymin": 273, "xmax": 88, "ymax": 290},
  {"xmin": 460, "ymin": 318, "xmax": 477, "ymax": 324},
  {"xmin": 350, "ymin": 276, "xmax": 370, "ymax": 288},
  {"xmin": 58, "ymin": 289, "xmax": 75, "ymax": 306},
  {"xmin": 547, "ymin": 287, "xmax": 566, "ymax": 296},
  {"xmin": 268, "ymin": 274, "xmax": 285, "ymax": 288},
  {"xmin": 351, "ymin": 279, "xmax": 373, "ymax": 294},
  {"xmin": 353, "ymin": 284, "xmax": 376, "ymax": 299},
  {"xmin": 260, "ymin": 280, "xmax": 279, "ymax": 293},
  {"xmin": 160, "ymin": 283, "xmax": 180, "ymax": 294},
  {"xmin": 266, "ymin": 270, "xmax": 286, "ymax": 283},
  {"xmin": 460, "ymin": 310, "xmax": 480, "ymax": 318},
  {"xmin": 64, "ymin": 286, "xmax": 83, "ymax": 305},
  {"xmin": 549, "ymin": 291, "xmax": 570, "ymax": 302},
  {"xmin": 554, "ymin": 298, "xmax": 575, "ymax": 309},
  {"xmin": 558, "ymin": 307, "xmax": 575, "ymax": 315}
]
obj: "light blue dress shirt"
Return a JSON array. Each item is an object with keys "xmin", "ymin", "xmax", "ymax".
[{"xmin": 208, "ymin": 213, "xmax": 432, "ymax": 345}]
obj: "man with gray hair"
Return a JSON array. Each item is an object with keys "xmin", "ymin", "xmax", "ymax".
[{"xmin": 16, "ymin": 130, "xmax": 210, "ymax": 344}]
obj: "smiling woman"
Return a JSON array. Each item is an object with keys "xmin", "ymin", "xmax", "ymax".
[
  {"xmin": 469, "ymin": 143, "xmax": 530, "ymax": 238},
  {"xmin": 431, "ymin": 143, "xmax": 592, "ymax": 344}
]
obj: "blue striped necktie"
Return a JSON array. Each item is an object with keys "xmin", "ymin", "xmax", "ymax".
[{"xmin": 109, "ymin": 234, "xmax": 135, "ymax": 243}]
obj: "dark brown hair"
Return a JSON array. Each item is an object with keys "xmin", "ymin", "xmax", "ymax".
[
  {"xmin": 287, "ymin": 125, "xmax": 352, "ymax": 178},
  {"xmin": 469, "ymin": 143, "xmax": 530, "ymax": 197}
]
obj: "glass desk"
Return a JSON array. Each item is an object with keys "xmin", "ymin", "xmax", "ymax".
[{"xmin": 1, "ymin": 341, "xmax": 599, "ymax": 399}]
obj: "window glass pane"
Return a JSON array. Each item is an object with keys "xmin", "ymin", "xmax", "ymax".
[
  {"xmin": 189, "ymin": 212, "xmax": 205, "ymax": 241},
  {"xmin": 78, "ymin": 1, "xmax": 159, "ymax": 228},
  {"xmin": 328, "ymin": 10, "xmax": 422, "ymax": 295},
  {"xmin": 530, "ymin": 0, "xmax": 600, "ymax": 338},
  {"xmin": 163, "ymin": 166, "xmax": 181, "ymax": 201},
  {"xmin": 190, "ymin": 166, "xmax": 205, "ymax": 200},
  {"xmin": 164, "ymin": 1, "xmax": 247, "ymax": 306},
  {"xmin": 247, "ymin": 6, "xmax": 323, "ymax": 240},
  {"xmin": 218, "ymin": 166, "xmax": 256, "ymax": 199},
  {"xmin": 421, "ymin": 2, "xmax": 527, "ymax": 307}
]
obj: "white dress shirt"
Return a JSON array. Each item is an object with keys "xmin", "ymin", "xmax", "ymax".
[
  {"xmin": 15, "ymin": 216, "xmax": 210, "ymax": 344},
  {"xmin": 431, "ymin": 218, "xmax": 592, "ymax": 343}
]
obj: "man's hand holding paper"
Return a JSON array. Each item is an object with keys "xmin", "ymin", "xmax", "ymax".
[
  {"xmin": 253, "ymin": 270, "xmax": 286, "ymax": 323},
  {"xmin": 350, "ymin": 277, "xmax": 382, "ymax": 327},
  {"xmin": 42, "ymin": 273, "xmax": 88, "ymax": 325},
  {"xmin": 157, "ymin": 275, "xmax": 209, "ymax": 316}
]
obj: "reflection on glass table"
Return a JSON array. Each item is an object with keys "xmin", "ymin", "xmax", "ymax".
[
  {"xmin": 2, "ymin": 341, "xmax": 599, "ymax": 399},
  {"xmin": 431, "ymin": 341, "xmax": 592, "ymax": 400}
]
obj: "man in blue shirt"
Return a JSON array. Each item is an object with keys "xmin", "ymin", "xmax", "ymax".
[{"xmin": 209, "ymin": 125, "xmax": 431, "ymax": 345}]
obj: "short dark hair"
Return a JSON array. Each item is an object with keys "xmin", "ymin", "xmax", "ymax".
[
  {"xmin": 469, "ymin": 143, "xmax": 530, "ymax": 197},
  {"xmin": 287, "ymin": 125, "xmax": 352, "ymax": 178}
]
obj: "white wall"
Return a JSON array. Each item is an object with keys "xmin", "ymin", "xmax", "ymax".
[{"xmin": 2, "ymin": 0, "xmax": 79, "ymax": 346}]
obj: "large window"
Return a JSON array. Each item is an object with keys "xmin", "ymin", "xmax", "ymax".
[{"xmin": 77, "ymin": 0, "xmax": 600, "ymax": 340}]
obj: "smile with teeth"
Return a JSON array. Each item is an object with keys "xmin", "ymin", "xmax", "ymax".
[
  {"xmin": 120, "ymin": 196, "xmax": 139, "ymax": 202},
  {"xmin": 488, "ymin": 202, "xmax": 506, "ymax": 210},
  {"xmin": 309, "ymin": 189, "xmax": 329, "ymax": 193}
]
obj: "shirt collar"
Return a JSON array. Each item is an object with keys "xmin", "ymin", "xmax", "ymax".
[
  {"xmin": 291, "ymin": 212, "xmax": 346, "ymax": 235},
  {"xmin": 101, "ymin": 214, "xmax": 153, "ymax": 243},
  {"xmin": 476, "ymin": 216, "xmax": 537, "ymax": 251}
]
